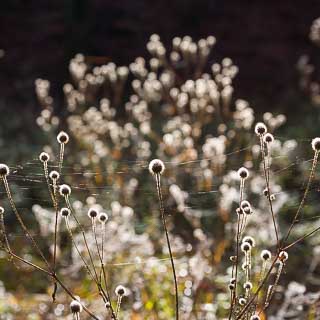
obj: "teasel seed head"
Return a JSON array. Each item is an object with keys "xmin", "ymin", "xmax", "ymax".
[
  {"xmin": 70, "ymin": 299, "xmax": 83, "ymax": 314},
  {"xmin": 261, "ymin": 249, "xmax": 272, "ymax": 261},
  {"xmin": 254, "ymin": 122, "xmax": 267, "ymax": 136},
  {"xmin": 49, "ymin": 170, "xmax": 60, "ymax": 181},
  {"xmin": 59, "ymin": 184, "xmax": 71, "ymax": 196},
  {"xmin": 263, "ymin": 133, "xmax": 274, "ymax": 144},
  {"xmin": 57, "ymin": 131, "xmax": 69, "ymax": 144},
  {"xmin": 39, "ymin": 152, "xmax": 50, "ymax": 163},
  {"xmin": 0, "ymin": 164, "xmax": 10, "ymax": 177},
  {"xmin": 115, "ymin": 285, "xmax": 127, "ymax": 297},
  {"xmin": 312, "ymin": 137, "xmax": 320, "ymax": 152},
  {"xmin": 149, "ymin": 159, "xmax": 165, "ymax": 175},
  {"xmin": 60, "ymin": 207, "xmax": 71, "ymax": 218},
  {"xmin": 237, "ymin": 167, "xmax": 249, "ymax": 180}
]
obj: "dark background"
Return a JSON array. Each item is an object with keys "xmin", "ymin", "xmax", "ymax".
[{"xmin": 0, "ymin": 0, "xmax": 320, "ymax": 159}]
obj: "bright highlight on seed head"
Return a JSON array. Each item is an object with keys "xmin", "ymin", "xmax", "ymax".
[
  {"xmin": 0, "ymin": 164, "xmax": 10, "ymax": 177},
  {"xmin": 148, "ymin": 159, "xmax": 165, "ymax": 175},
  {"xmin": 57, "ymin": 131, "xmax": 69, "ymax": 144}
]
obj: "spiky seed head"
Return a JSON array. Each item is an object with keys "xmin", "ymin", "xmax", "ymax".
[
  {"xmin": 115, "ymin": 285, "xmax": 127, "ymax": 297},
  {"xmin": 0, "ymin": 164, "xmax": 10, "ymax": 177},
  {"xmin": 148, "ymin": 159, "xmax": 165, "ymax": 175},
  {"xmin": 239, "ymin": 298, "xmax": 246, "ymax": 306},
  {"xmin": 242, "ymin": 236, "xmax": 255, "ymax": 248},
  {"xmin": 243, "ymin": 281, "xmax": 252, "ymax": 290},
  {"xmin": 237, "ymin": 167, "xmax": 249, "ymax": 180},
  {"xmin": 312, "ymin": 137, "xmax": 320, "ymax": 152},
  {"xmin": 250, "ymin": 316, "xmax": 261, "ymax": 320},
  {"xmin": 88, "ymin": 208, "xmax": 98, "ymax": 219},
  {"xmin": 0, "ymin": 207, "xmax": 4, "ymax": 214},
  {"xmin": 254, "ymin": 122, "xmax": 267, "ymax": 136},
  {"xmin": 57, "ymin": 131, "xmax": 69, "ymax": 144},
  {"xmin": 39, "ymin": 152, "xmax": 50, "ymax": 163},
  {"xmin": 49, "ymin": 170, "xmax": 60, "ymax": 181},
  {"xmin": 279, "ymin": 250, "xmax": 288, "ymax": 262},
  {"xmin": 98, "ymin": 212, "xmax": 108, "ymax": 224},
  {"xmin": 59, "ymin": 184, "xmax": 71, "ymax": 196},
  {"xmin": 263, "ymin": 133, "xmax": 274, "ymax": 144},
  {"xmin": 60, "ymin": 207, "xmax": 71, "ymax": 218},
  {"xmin": 70, "ymin": 300, "xmax": 82, "ymax": 314},
  {"xmin": 261, "ymin": 249, "xmax": 272, "ymax": 261},
  {"xmin": 241, "ymin": 242, "xmax": 251, "ymax": 252}
]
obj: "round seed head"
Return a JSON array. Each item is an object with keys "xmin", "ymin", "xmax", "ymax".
[
  {"xmin": 98, "ymin": 212, "xmax": 108, "ymax": 224},
  {"xmin": 241, "ymin": 242, "xmax": 251, "ymax": 252},
  {"xmin": 230, "ymin": 255, "xmax": 237, "ymax": 263},
  {"xmin": 105, "ymin": 301, "xmax": 111, "ymax": 309},
  {"xmin": 0, "ymin": 207, "xmax": 4, "ymax": 214},
  {"xmin": 57, "ymin": 131, "xmax": 69, "ymax": 144},
  {"xmin": 39, "ymin": 152, "xmax": 50, "ymax": 163},
  {"xmin": 148, "ymin": 159, "xmax": 165, "ymax": 175},
  {"xmin": 60, "ymin": 207, "xmax": 71, "ymax": 218},
  {"xmin": 115, "ymin": 285, "xmax": 127, "ymax": 297},
  {"xmin": 254, "ymin": 122, "xmax": 267, "ymax": 136},
  {"xmin": 263, "ymin": 188, "xmax": 269, "ymax": 197},
  {"xmin": 239, "ymin": 297, "xmax": 246, "ymax": 306},
  {"xmin": 237, "ymin": 167, "xmax": 249, "ymax": 180},
  {"xmin": 229, "ymin": 277, "xmax": 236, "ymax": 285},
  {"xmin": 312, "ymin": 137, "xmax": 320, "ymax": 152},
  {"xmin": 88, "ymin": 208, "xmax": 99, "ymax": 219},
  {"xmin": 279, "ymin": 250, "xmax": 288, "ymax": 262},
  {"xmin": 260, "ymin": 249, "xmax": 272, "ymax": 261},
  {"xmin": 49, "ymin": 170, "xmax": 60, "ymax": 181},
  {"xmin": 59, "ymin": 184, "xmax": 71, "ymax": 196},
  {"xmin": 242, "ymin": 236, "xmax": 255, "ymax": 248},
  {"xmin": 228, "ymin": 283, "xmax": 235, "ymax": 291},
  {"xmin": 236, "ymin": 207, "xmax": 243, "ymax": 215},
  {"xmin": 240, "ymin": 200, "xmax": 251, "ymax": 210},
  {"xmin": 250, "ymin": 316, "xmax": 260, "ymax": 320},
  {"xmin": 70, "ymin": 300, "xmax": 83, "ymax": 314},
  {"xmin": 243, "ymin": 281, "xmax": 252, "ymax": 290},
  {"xmin": 243, "ymin": 206, "xmax": 252, "ymax": 215},
  {"xmin": 0, "ymin": 164, "xmax": 10, "ymax": 177},
  {"xmin": 263, "ymin": 133, "xmax": 274, "ymax": 144}
]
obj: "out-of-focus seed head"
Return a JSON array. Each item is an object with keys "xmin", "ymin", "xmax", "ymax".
[
  {"xmin": 264, "ymin": 133, "xmax": 274, "ymax": 144},
  {"xmin": 0, "ymin": 207, "xmax": 4, "ymax": 214},
  {"xmin": 230, "ymin": 256, "xmax": 237, "ymax": 263},
  {"xmin": 88, "ymin": 208, "xmax": 99, "ymax": 219},
  {"xmin": 241, "ymin": 242, "xmax": 251, "ymax": 252},
  {"xmin": 57, "ymin": 131, "xmax": 69, "ymax": 144},
  {"xmin": 240, "ymin": 200, "xmax": 251, "ymax": 209},
  {"xmin": 261, "ymin": 249, "xmax": 272, "ymax": 261},
  {"xmin": 70, "ymin": 300, "xmax": 83, "ymax": 314},
  {"xmin": 279, "ymin": 250, "xmax": 288, "ymax": 262},
  {"xmin": 105, "ymin": 301, "xmax": 111, "ymax": 309},
  {"xmin": 254, "ymin": 122, "xmax": 267, "ymax": 136},
  {"xmin": 237, "ymin": 167, "xmax": 249, "ymax": 180},
  {"xmin": 98, "ymin": 212, "xmax": 108, "ymax": 224},
  {"xmin": 239, "ymin": 297, "xmax": 246, "ymax": 306},
  {"xmin": 250, "ymin": 315, "xmax": 261, "ymax": 320},
  {"xmin": 0, "ymin": 164, "xmax": 10, "ymax": 177},
  {"xmin": 312, "ymin": 137, "xmax": 320, "ymax": 152},
  {"xmin": 60, "ymin": 207, "xmax": 71, "ymax": 218},
  {"xmin": 263, "ymin": 188, "xmax": 269, "ymax": 197},
  {"xmin": 228, "ymin": 283, "xmax": 235, "ymax": 291},
  {"xmin": 243, "ymin": 281, "xmax": 252, "ymax": 290},
  {"xmin": 115, "ymin": 285, "xmax": 127, "ymax": 297},
  {"xmin": 148, "ymin": 159, "xmax": 165, "ymax": 175},
  {"xmin": 242, "ymin": 236, "xmax": 255, "ymax": 248},
  {"xmin": 59, "ymin": 184, "xmax": 71, "ymax": 196},
  {"xmin": 49, "ymin": 170, "xmax": 60, "ymax": 181},
  {"xmin": 39, "ymin": 152, "xmax": 50, "ymax": 163}
]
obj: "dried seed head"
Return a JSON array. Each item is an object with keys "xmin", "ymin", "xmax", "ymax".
[
  {"xmin": 254, "ymin": 122, "xmax": 267, "ymax": 136},
  {"xmin": 230, "ymin": 255, "xmax": 237, "ymax": 263},
  {"xmin": 88, "ymin": 208, "xmax": 99, "ymax": 219},
  {"xmin": 149, "ymin": 159, "xmax": 165, "ymax": 175},
  {"xmin": 263, "ymin": 188, "xmax": 269, "ymax": 197},
  {"xmin": 105, "ymin": 301, "xmax": 111, "ymax": 309},
  {"xmin": 261, "ymin": 249, "xmax": 272, "ymax": 261},
  {"xmin": 49, "ymin": 170, "xmax": 60, "ymax": 181},
  {"xmin": 241, "ymin": 242, "xmax": 251, "ymax": 252},
  {"xmin": 0, "ymin": 207, "xmax": 4, "ymax": 214},
  {"xmin": 237, "ymin": 167, "xmax": 249, "ymax": 180},
  {"xmin": 115, "ymin": 285, "xmax": 127, "ymax": 297},
  {"xmin": 60, "ymin": 207, "xmax": 71, "ymax": 218},
  {"xmin": 59, "ymin": 184, "xmax": 71, "ymax": 196},
  {"xmin": 312, "ymin": 137, "xmax": 320, "ymax": 152},
  {"xmin": 0, "ymin": 164, "xmax": 10, "ymax": 177},
  {"xmin": 242, "ymin": 263, "xmax": 249, "ymax": 270},
  {"xmin": 236, "ymin": 207, "xmax": 243, "ymax": 215},
  {"xmin": 228, "ymin": 283, "xmax": 235, "ymax": 291},
  {"xmin": 243, "ymin": 206, "xmax": 253, "ymax": 215},
  {"xmin": 243, "ymin": 281, "xmax": 252, "ymax": 290},
  {"xmin": 70, "ymin": 300, "xmax": 83, "ymax": 314},
  {"xmin": 98, "ymin": 212, "xmax": 108, "ymax": 224},
  {"xmin": 57, "ymin": 131, "xmax": 69, "ymax": 144},
  {"xmin": 264, "ymin": 133, "xmax": 274, "ymax": 144},
  {"xmin": 250, "ymin": 315, "xmax": 260, "ymax": 320},
  {"xmin": 39, "ymin": 152, "xmax": 50, "ymax": 163},
  {"xmin": 229, "ymin": 277, "xmax": 236, "ymax": 285},
  {"xmin": 242, "ymin": 236, "xmax": 255, "ymax": 248},
  {"xmin": 279, "ymin": 250, "xmax": 288, "ymax": 262},
  {"xmin": 239, "ymin": 297, "xmax": 246, "ymax": 306},
  {"xmin": 270, "ymin": 194, "xmax": 276, "ymax": 201}
]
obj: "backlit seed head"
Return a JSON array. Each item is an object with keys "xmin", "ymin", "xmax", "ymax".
[
  {"xmin": 115, "ymin": 285, "xmax": 127, "ymax": 297},
  {"xmin": 312, "ymin": 137, "xmax": 320, "ymax": 152},
  {"xmin": 230, "ymin": 255, "xmax": 237, "ymax": 263},
  {"xmin": 279, "ymin": 250, "xmax": 288, "ymax": 262},
  {"xmin": 39, "ymin": 152, "xmax": 50, "ymax": 163},
  {"xmin": 242, "ymin": 236, "xmax": 255, "ymax": 248},
  {"xmin": 0, "ymin": 164, "xmax": 10, "ymax": 177},
  {"xmin": 237, "ymin": 167, "xmax": 249, "ymax": 180},
  {"xmin": 59, "ymin": 184, "xmax": 71, "ymax": 196},
  {"xmin": 228, "ymin": 283, "xmax": 235, "ymax": 291},
  {"xmin": 239, "ymin": 298, "xmax": 246, "ymax": 306},
  {"xmin": 243, "ymin": 206, "xmax": 252, "ymax": 215},
  {"xmin": 70, "ymin": 300, "xmax": 83, "ymax": 314},
  {"xmin": 88, "ymin": 208, "xmax": 99, "ymax": 219},
  {"xmin": 98, "ymin": 212, "xmax": 108, "ymax": 224},
  {"xmin": 243, "ymin": 281, "xmax": 252, "ymax": 290},
  {"xmin": 263, "ymin": 188, "xmax": 269, "ymax": 197},
  {"xmin": 229, "ymin": 277, "xmax": 236, "ymax": 285},
  {"xmin": 49, "ymin": 170, "xmax": 60, "ymax": 181},
  {"xmin": 254, "ymin": 122, "xmax": 267, "ymax": 136},
  {"xmin": 240, "ymin": 200, "xmax": 251, "ymax": 210},
  {"xmin": 250, "ymin": 315, "xmax": 260, "ymax": 320},
  {"xmin": 261, "ymin": 249, "xmax": 272, "ymax": 261},
  {"xmin": 0, "ymin": 207, "xmax": 4, "ymax": 214},
  {"xmin": 241, "ymin": 242, "xmax": 251, "ymax": 252},
  {"xmin": 57, "ymin": 131, "xmax": 69, "ymax": 144},
  {"xmin": 149, "ymin": 159, "xmax": 165, "ymax": 175},
  {"xmin": 60, "ymin": 207, "xmax": 71, "ymax": 218},
  {"xmin": 264, "ymin": 133, "xmax": 274, "ymax": 144},
  {"xmin": 105, "ymin": 301, "xmax": 111, "ymax": 309}
]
